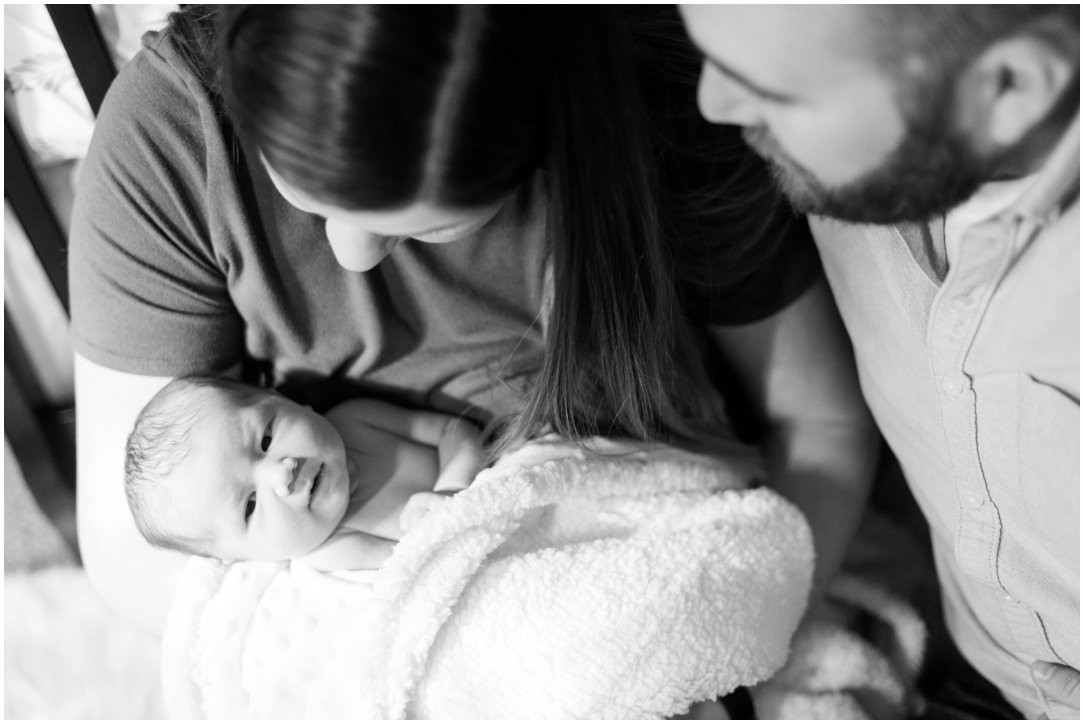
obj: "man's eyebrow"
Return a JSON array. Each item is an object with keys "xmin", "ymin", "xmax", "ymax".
[{"xmin": 700, "ymin": 50, "xmax": 797, "ymax": 103}]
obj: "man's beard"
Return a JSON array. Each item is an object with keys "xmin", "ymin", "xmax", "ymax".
[{"xmin": 744, "ymin": 82, "xmax": 997, "ymax": 224}]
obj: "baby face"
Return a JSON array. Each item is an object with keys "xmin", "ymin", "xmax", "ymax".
[{"xmin": 165, "ymin": 389, "xmax": 354, "ymax": 562}]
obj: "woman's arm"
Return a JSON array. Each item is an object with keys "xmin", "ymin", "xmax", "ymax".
[
  {"xmin": 708, "ymin": 275, "xmax": 880, "ymax": 604},
  {"xmin": 75, "ymin": 353, "xmax": 179, "ymax": 634},
  {"xmin": 75, "ymin": 354, "xmax": 240, "ymax": 635}
]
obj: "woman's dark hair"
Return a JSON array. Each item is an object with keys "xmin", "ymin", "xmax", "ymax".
[
  {"xmin": 216, "ymin": 5, "xmax": 545, "ymax": 210},
  {"xmin": 168, "ymin": 5, "xmax": 804, "ymax": 454}
]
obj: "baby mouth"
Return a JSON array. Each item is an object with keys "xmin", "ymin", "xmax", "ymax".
[{"xmin": 307, "ymin": 463, "xmax": 325, "ymax": 508}]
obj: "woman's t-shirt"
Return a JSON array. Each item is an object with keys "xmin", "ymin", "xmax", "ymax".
[{"xmin": 70, "ymin": 25, "xmax": 818, "ymax": 423}]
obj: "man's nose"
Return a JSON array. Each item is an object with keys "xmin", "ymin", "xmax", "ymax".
[
  {"xmin": 697, "ymin": 62, "xmax": 763, "ymax": 127},
  {"xmin": 256, "ymin": 456, "xmax": 301, "ymax": 499},
  {"xmin": 324, "ymin": 219, "xmax": 401, "ymax": 272}
]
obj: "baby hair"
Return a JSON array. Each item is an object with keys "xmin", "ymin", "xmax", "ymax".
[{"xmin": 124, "ymin": 375, "xmax": 265, "ymax": 556}]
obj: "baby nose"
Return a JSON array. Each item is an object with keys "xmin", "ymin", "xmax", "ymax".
[{"xmin": 259, "ymin": 457, "xmax": 300, "ymax": 498}]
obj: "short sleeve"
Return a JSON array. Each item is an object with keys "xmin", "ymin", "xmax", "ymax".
[
  {"xmin": 620, "ymin": 6, "xmax": 823, "ymax": 328},
  {"xmin": 69, "ymin": 31, "xmax": 244, "ymax": 375},
  {"xmin": 670, "ymin": 137, "xmax": 822, "ymax": 327},
  {"xmin": 679, "ymin": 204, "xmax": 821, "ymax": 327}
]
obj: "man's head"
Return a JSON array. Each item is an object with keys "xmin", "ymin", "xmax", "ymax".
[
  {"xmin": 679, "ymin": 5, "xmax": 1078, "ymax": 223},
  {"xmin": 124, "ymin": 377, "xmax": 352, "ymax": 562}
]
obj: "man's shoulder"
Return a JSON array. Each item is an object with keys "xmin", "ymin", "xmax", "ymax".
[
  {"xmin": 1040, "ymin": 195, "xmax": 1079, "ymax": 248},
  {"xmin": 806, "ymin": 215, "xmax": 908, "ymax": 271}
]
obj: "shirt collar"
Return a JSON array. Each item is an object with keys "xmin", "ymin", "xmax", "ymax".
[{"xmin": 1009, "ymin": 114, "xmax": 1080, "ymax": 225}]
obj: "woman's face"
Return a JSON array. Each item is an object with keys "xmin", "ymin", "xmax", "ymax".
[{"xmin": 263, "ymin": 157, "xmax": 510, "ymax": 271}]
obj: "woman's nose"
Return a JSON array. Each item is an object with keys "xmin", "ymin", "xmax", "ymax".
[
  {"xmin": 256, "ymin": 457, "xmax": 300, "ymax": 499},
  {"xmin": 324, "ymin": 219, "xmax": 401, "ymax": 272},
  {"xmin": 697, "ymin": 61, "xmax": 763, "ymax": 127}
]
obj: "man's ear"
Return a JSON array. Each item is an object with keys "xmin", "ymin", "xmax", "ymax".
[{"xmin": 964, "ymin": 25, "xmax": 1078, "ymax": 149}]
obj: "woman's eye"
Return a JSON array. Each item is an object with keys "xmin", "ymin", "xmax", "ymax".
[
  {"xmin": 260, "ymin": 419, "xmax": 274, "ymax": 452},
  {"xmin": 244, "ymin": 493, "xmax": 257, "ymax": 523}
]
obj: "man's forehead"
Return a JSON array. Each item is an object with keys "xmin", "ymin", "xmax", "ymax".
[
  {"xmin": 681, "ymin": 5, "xmax": 885, "ymax": 96},
  {"xmin": 681, "ymin": 5, "xmax": 872, "ymax": 61}
]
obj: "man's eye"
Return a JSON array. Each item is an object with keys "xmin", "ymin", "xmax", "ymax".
[
  {"xmin": 244, "ymin": 493, "xmax": 257, "ymax": 523},
  {"xmin": 260, "ymin": 419, "xmax": 274, "ymax": 452}
]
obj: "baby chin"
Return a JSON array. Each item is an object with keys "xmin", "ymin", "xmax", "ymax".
[{"xmin": 284, "ymin": 462, "xmax": 350, "ymax": 560}]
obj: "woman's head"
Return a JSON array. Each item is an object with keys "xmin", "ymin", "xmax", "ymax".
[
  {"xmin": 203, "ymin": 6, "xmax": 764, "ymax": 453},
  {"xmin": 218, "ymin": 6, "xmax": 544, "ymax": 211},
  {"xmin": 261, "ymin": 158, "xmax": 511, "ymax": 270}
]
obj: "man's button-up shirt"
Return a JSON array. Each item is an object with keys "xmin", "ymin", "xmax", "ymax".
[{"xmin": 810, "ymin": 119, "xmax": 1079, "ymax": 719}]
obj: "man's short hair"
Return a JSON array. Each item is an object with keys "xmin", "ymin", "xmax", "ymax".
[
  {"xmin": 870, "ymin": 5, "xmax": 1078, "ymax": 72},
  {"xmin": 865, "ymin": 6, "xmax": 1078, "ymax": 126},
  {"xmin": 123, "ymin": 375, "xmax": 263, "ymax": 557}
]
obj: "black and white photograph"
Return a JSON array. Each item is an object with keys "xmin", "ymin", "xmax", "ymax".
[{"xmin": 4, "ymin": 4, "xmax": 1079, "ymax": 719}]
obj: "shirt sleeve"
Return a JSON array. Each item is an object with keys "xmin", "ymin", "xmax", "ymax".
[
  {"xmin": 620, "ymin": 4, "xmax": 822, "ymax": 328},
  {"xmin": 673, "ymin": 142, "xmax": 822, "ymax": 327},
  {"xmin": 69, "ymin": 31, "xmax": 244, "ymax": 376}
]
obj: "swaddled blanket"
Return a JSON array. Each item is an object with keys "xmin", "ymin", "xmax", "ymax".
[{"xmin": 162, "ymin": 437, "xmax": 816, "ymax": 718}]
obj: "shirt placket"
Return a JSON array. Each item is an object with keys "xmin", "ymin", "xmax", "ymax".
[
  {"xmin": 929, "ymin": 218, "xmax": 1062, "ymax": 669},
  {"xmin": 927, "ymin": 222, "xmax": 1011, "ymax": 587}
]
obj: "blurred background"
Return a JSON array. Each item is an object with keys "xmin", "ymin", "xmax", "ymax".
[{"xmin": 5, "ymin": 6, "xmax": 176, "ymax": 718}]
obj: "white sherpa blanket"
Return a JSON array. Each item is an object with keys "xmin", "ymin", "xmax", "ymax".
[{"xmin": 162, "ymin": 437, "xmax": 815, "ymax": 719}]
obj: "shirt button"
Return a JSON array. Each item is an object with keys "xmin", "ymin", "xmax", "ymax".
[
  {"xmin": 942, "ymin": 376, "xmax": 966, "ymax": 395},
  {"xmin": 964, "ymin": 493, "xmax": 984, "ymax": 509}
]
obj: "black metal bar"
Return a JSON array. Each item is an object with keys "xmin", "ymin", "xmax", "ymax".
[
  {"xmin": 4, "ymin": 308, "xmax": 78, "ymax": 489},
  {"xmin": 5, "ymin": 364, "xmax": 80, "ymax": 560},
  {"xmin": 4, "ymin": 308, "xmax": 47, "ymax": 411},
  {"xmin": 46, "ymin": 4, "xmax": 116, "ymax": 117},
  {"xmin": 4, "ymin": 116, "xmax": 70, "ymax": 313}
]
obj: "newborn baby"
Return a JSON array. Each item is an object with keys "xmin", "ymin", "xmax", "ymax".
[{"xmin": 123, "ymin": 376, "xmax": 484, "ymax": 571}]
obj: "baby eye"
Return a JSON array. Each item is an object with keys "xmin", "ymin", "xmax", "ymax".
[
  {"xmin": 244, "ymin": 493, "xmax": 257, "ymax": 523},
  {"xmin": 260, "ymin": 419, "xmax": 274, "ymax": 452}
]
